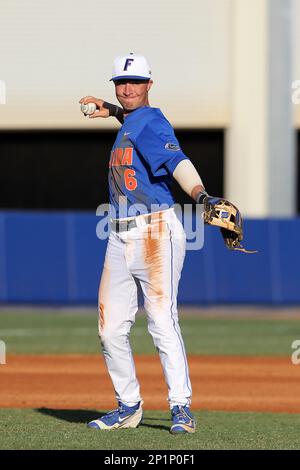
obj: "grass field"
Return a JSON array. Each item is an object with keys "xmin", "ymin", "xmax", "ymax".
[
  {"xmin": 1, "ymin": 307, "xmax": 300, "ymax": 450},
  {"xmin": 1, "ymin": 408, "xmax": 300, "ymax": 450},
  {"xmin": 1, "ymin": 307, "xmax": 300, "ymax": 355}
]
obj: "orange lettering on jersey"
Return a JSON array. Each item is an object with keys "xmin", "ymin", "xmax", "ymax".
[
  {"xmin": 122, "ymin": 148, "xmax": 133, "ymax": 166},
  {"xmin": 109, "ymin": 150, "xmax": 114, "ymax": 168},
  {"xmin": 109, "ymin": 147, "xmax": 134, "ymax": 167},
  {"xmin": 113, "ymin": 150, "xmax": 118, "ymax": 166},
  {"xmin": 113, "ymin": 150, "xmax": 119, "ymax": 166},
  {"xmin": 124, "ymin": 169, "xmax": 137, "ymax": 191},
  {"xmin": 116, "ymin": 148, "xmax": 123, "ymax": 167}
]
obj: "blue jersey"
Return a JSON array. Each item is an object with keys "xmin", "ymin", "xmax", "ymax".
[{"xmin": 108, "ymin": 106, "xmax": 189, "ymax": 218}]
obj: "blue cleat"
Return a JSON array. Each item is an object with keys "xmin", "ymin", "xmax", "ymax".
[
  {"xmin": 87, "ymin": 401, "xmax": 143, "ymax": 430},
  {"xmin": 170, "ymin": 405, "xmax": 196, "ymax": 434}
]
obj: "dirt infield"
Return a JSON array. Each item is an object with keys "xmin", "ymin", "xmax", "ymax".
[{"xmin": 1, "ymin": 355, "xmax": 300, "ymax": 413}]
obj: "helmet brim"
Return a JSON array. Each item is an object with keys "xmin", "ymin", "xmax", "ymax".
[{"xmin": 110, "ymin": 75, "xmax": 151, "ymax": 82}]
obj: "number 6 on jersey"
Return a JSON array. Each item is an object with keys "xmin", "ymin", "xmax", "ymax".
[{"xmin": 124, "ymin": 169, "xmax": 137, "ymax": 191}]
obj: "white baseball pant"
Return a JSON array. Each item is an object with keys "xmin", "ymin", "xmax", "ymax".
[{"xmin": 98, "ymin": 208, "xmax": 192, "ymax": 408}]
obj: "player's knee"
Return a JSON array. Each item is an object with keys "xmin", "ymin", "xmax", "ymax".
[
  {"xmin": 98, "ymin": 326, "xmax": 128, "ymax": 345},
  {"xmin": 98, "ymin": 326, "xmax": 111, "ymax": 343},
  {"xmin": 147, "ymin": 318, "xmax": 181, "ymax": 339},
  {"xmin": 98, "ymin": 331, "xmax": 114, "ymax": 352}
]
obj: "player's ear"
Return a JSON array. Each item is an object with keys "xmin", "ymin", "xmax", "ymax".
[{"xmin": 147, "ymin": 80, "xmax": 153, "ymax": 92}]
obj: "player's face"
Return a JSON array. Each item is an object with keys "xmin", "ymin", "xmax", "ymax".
[{"xmin": 114, "ymin": 79, "xmax": 153, "ymax": 111}]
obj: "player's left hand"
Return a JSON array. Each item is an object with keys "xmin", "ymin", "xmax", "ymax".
[
  {"xmin": 203, "ymin": 196, "xmax": 257, "ymax": 253},
  {"xmin": 79, "ymin": 96, "xmax": 110, "ymax": 119}
]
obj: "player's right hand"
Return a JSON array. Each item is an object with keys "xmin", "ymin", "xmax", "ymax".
[{"xmin": 79, "ymin": 96, "xmax": 110, "ymax": 119}]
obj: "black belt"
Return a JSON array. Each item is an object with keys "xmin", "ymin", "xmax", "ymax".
[{"xmin": 111, "ymin": 214, "xmax": 153, "ymax": 232}]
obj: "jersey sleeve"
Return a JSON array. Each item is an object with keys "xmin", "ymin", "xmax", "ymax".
[{"xmin": 135, "ymin": 118, "xmax": 189, "ymax": 177}]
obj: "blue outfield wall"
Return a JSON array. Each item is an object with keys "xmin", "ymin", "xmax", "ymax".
[{"xmin": 0, "ymin": 211, "xmax": 299, "ymax": 305}]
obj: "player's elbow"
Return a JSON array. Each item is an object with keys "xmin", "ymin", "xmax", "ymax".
[{"xmin": 173, "ymin": 159, "xmax": 205, "ymax": 200}]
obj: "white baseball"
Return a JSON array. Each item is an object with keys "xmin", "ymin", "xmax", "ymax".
[{"xmin": 81, "ymin": 102, "xmax": 97, "ymax": 115}]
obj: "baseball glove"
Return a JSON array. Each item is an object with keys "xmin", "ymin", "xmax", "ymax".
[{"xmin": 203, "ymin": 197, "xmax": 257, "ymax": 254}]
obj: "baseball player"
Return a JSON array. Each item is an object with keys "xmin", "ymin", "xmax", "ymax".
[{"xmin": 80, "ymin": 53, "xmax": 208, "ymax": 434}]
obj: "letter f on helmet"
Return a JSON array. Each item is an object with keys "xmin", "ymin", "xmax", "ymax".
[{"xmin": 124, "ymin": 58, "xmax": 134, "ymax": 71}]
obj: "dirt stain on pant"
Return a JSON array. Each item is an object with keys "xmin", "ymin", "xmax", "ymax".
[
  {"xmin": 98, "ymin": 265, "xmax": 110, "ymax": 333},
  {"xmin": 98, "ymin": 303, "xmax": 105, "ymax": 332},
  {"xmin": 144, "ymin": 214, "xmax": 166, "ymax": 303}
]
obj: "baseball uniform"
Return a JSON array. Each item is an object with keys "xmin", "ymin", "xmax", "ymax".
[
  {"xmin": 87, "ymin": 53, "xmax": 196, "ymax": 434},
  {"xmin": 99, "ymin": 105, "xmax": 192, "ymax": 408}
]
